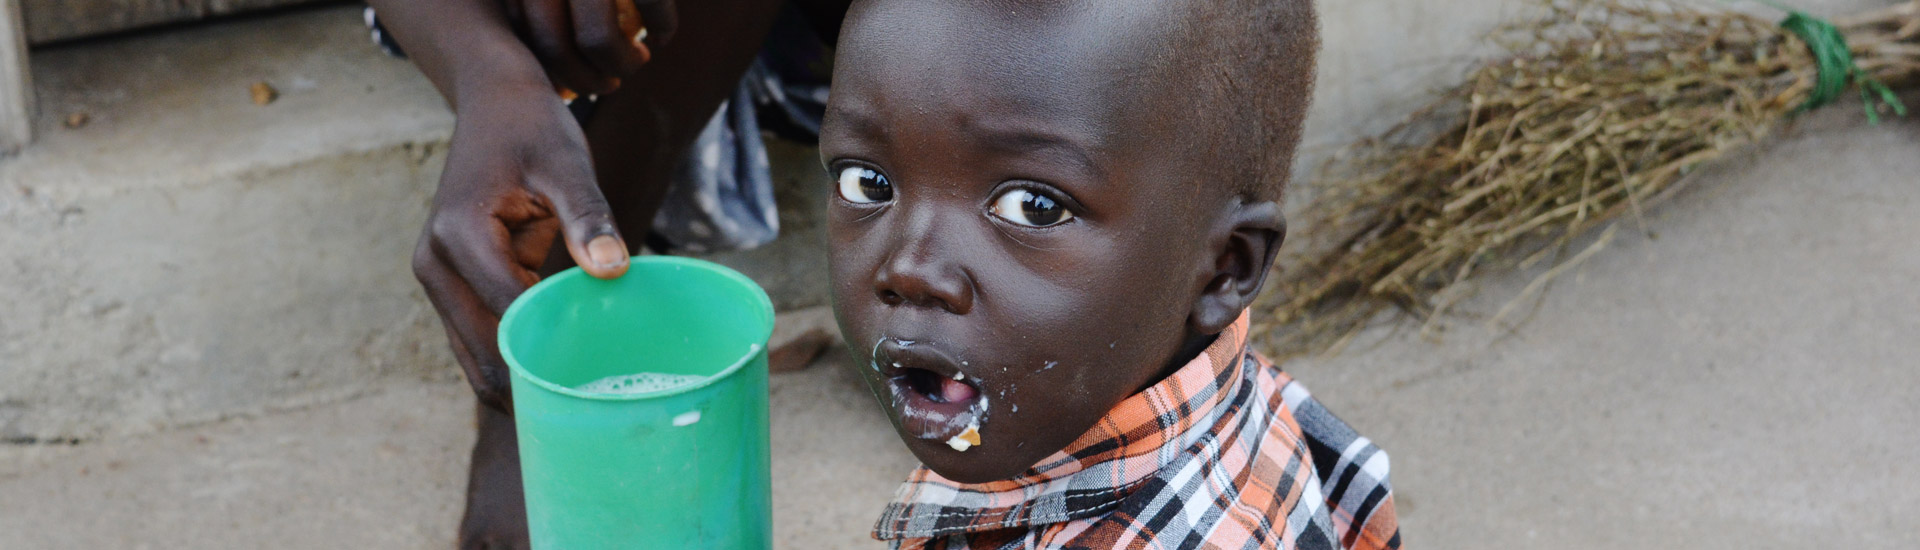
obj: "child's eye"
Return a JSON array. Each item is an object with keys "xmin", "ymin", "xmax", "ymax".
[
  {"xmin": 989, "ymin": 188, "xmax": 1074, "ymax": 227},
  {"xmin": 835, "ymin": 166, "xmax": 893, "ymax": 204}
]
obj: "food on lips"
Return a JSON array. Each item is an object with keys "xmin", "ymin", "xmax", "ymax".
[{"xmin": 947, "ymin": 423, "xmax": 982, "ymax": 452}]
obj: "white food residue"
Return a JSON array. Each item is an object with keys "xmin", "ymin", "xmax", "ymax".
[
  {"xmin": 946, "ymin": 420, "xmax": 982, "ymax": 452},
  {"xmin": 672, "ymin": 410, "xmax": 702, "ymax": 427}
]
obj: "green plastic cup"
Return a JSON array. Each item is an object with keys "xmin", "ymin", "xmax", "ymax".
[{"xmin": 498, "ymin": 256, "xmax": 774, "ymax": 549}]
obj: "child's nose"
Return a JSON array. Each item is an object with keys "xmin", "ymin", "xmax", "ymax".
[{"xmin": 872, "ymin": 212, "xmax": 976, "ymax": 315}]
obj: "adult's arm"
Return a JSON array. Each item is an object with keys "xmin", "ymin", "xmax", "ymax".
[{"xmin": 369, "ymin": 0, "xmax": 631, "ymax": 412}]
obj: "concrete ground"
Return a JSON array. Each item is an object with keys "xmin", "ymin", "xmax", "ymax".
[
  {"xmin": 4, "ymin": 1, "xmax": 1917, "ymax": 549},
  {"xmin": 0, "ymin": 349, "xmax": 916, "ymax": 549},
  {"xmin": 6, "ymin": 108, "xmax": 1915, "ymax": 550},
  {"xmin": 1282, "ymin": 105, "xmax": 1920, "ymax": 548}
]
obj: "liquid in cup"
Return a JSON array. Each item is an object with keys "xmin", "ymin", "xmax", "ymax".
[{"xmin": 574, "ymin": 372, "xmax": 710, "ymax": 395}]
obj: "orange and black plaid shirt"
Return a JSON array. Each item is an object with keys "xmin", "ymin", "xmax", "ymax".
[{"xmin": 873, "ymin": 313, "xmax": 1400, "ymax": 550}]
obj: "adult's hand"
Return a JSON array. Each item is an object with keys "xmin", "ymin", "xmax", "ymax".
[
  {"xmin": 501, "ymin": 0, "xmax": 679, "ymax": 97},
  {"xmin": 412, "ymin": 80, "xmax": 631, "ymax": 412}
]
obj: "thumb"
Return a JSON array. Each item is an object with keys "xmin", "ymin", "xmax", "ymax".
[{"xmin": 534, "ymin": 172, "xmax": 630, "ymax": 280}]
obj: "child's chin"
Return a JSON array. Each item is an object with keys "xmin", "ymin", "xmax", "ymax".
[{"xmin": 902, "ymin": 438, "xmax": 1032, "ymax": 484}]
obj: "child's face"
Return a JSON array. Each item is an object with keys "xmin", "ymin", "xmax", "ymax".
[{"xmin": 820, "ymin": 0, "xmax": 1228, "ymax": 482}]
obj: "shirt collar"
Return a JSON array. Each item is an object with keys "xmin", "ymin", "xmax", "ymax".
[{"xmin": 873, "ymin": 312, "xmax": 1255, "ymax": 540}]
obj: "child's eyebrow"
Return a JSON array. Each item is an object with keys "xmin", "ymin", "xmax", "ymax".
[
  {"xmin": 828, "ymin": 95, "xmax": 1104, "ymax": 182},
  {"xmin": 971, "ymin": 127, "xmax": 1106, "ymax": 182},
  {"xmin": 826, "ymin": 102, "xmax": 890, "ymax": 142}
]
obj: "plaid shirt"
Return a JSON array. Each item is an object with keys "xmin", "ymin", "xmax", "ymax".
[{"xmin": 873, "ymin": 313, "xmax": 1400, "ymax": 550}]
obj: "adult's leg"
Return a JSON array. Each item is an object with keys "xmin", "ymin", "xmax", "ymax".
[
  {"xmin": 459, "ymin": 2, "xmax": 785, "ymax": 549},
  {"xmin": 459, "ymin": 405, "xmax": 528, "ymax": 549},
  {"xmin": 586, "ymin": 1, "xmax": 787, "ymax": 246}
]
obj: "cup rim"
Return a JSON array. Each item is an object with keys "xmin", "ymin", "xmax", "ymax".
[{"xmin": 497, "ymin": 255, "xmax": 774, "ymax": 401}]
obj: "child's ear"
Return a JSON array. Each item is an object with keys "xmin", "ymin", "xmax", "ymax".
[{"xmin": 1189, "ymin": 200, "xmax": 1285, "ymax": 335}]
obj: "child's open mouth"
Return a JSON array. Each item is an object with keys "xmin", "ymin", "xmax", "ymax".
[
  {"xmin": 874, "ymin": 339, "xmax": 987, "ymax": 450},
  {"xmin": 901, "ymin": 366, "xmax": 979, "ymax": 403}
]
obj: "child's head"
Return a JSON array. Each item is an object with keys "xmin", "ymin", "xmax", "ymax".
[{"xmin": 820, "ymin": 0, "xmax": 1318, "ymax": 482}]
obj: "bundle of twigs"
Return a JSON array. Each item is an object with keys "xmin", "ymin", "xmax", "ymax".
[{"xmin": 1257, "ymin": 0, "xmax": 1920, "ymax": 357}]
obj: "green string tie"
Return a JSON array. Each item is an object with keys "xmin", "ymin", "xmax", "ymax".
[{"xmin": 1778, "ymin": 10, "xmax": 1907, "ymax": 123}]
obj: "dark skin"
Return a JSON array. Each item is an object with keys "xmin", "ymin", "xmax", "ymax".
[
  {"xmin": 369, "ymin": 0, "xmax": 846, "ymax": 547},
  {"xmin": 377, "ymin": 0, "xmax": 851, "ymax": 413},
  {"xmin": 821, "ymin": 0, "xmax": 1286, "ymax": 483},
  {"xmin": 380, "ymin": 0, "xmax": 1280, "ymax": 542}
]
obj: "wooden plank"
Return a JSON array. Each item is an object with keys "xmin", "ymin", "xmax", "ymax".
[
  {"xmin": 2, "ymin": 0, "xmax": 30, "ymax": 154},
  {"xmin": 21, "ymin": 0, "xmax": 327, "ymax": 44}
]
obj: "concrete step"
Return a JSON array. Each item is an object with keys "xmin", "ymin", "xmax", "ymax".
[
  {"xmin": 0, "ymin": 5, "xmax": 455, "ymax": 442},
  {"xmin": 0, "ymin": 5, "xmax": 834, "ymax": 441}
]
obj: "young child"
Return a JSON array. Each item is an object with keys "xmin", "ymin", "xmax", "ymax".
[{"xmin": 817, "ymin": 0, "xmax": 1399, "ymax": 548}]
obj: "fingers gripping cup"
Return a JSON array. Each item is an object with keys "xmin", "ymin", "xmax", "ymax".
[{"xmin": 499, "ymin": 256, "xmax": 775, "ymax": 549}]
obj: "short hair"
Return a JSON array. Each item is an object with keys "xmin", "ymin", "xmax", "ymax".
[
  {"xmin": 838, "ymin": 0, "xmax": 1320, "ymax": 203},
  {"xmin": 1162, "ymin": 0, "xmax": 1320, "ymax": 203}
]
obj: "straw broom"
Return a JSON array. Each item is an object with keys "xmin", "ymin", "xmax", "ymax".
[{"xmin": 1256, "ymin": 0, "xmax": 1920, "ymax": 357}]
